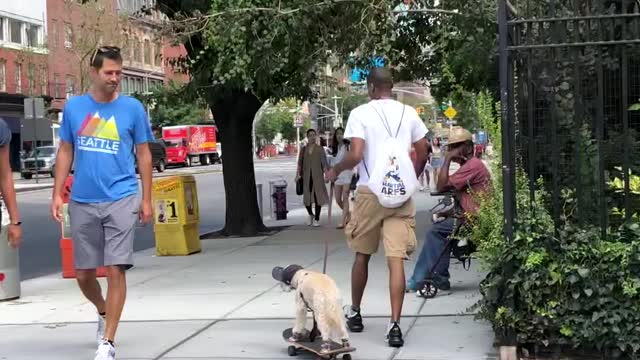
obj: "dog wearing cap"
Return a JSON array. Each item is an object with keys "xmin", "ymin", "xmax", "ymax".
[{"xmin": 272, "ymin": 264, "xmax": 350, "ymax": 353}]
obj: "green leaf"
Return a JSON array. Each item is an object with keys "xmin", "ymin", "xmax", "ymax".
[
  {"xmin": 577, "ymin": 268, "xmax": 590, "ymax": 278},
  {"xmin": 629, "ymin": 103, "xmax": 640, "ymax": 111},
  {"xmin": 584, "ymin": 288, "xmax": 593, "ymax": 297}
]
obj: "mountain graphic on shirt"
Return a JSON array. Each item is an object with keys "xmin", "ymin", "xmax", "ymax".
[{"xmin": 76, "ymin": 112, "xmax": 121, "ymax": 154}]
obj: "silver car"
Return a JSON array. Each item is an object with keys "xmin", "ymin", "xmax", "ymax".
[{"xmin": 21, "ymin": 146, "xmax": 57, "ymax": 179}]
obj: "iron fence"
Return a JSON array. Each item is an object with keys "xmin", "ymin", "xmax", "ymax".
[{"xmin": 500, "ymin": 0, "xmax": 640, "ymax": 239}]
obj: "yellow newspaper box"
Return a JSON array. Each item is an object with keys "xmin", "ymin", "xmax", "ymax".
[{"xmin": 152, "ymin": 175, "xmax": 201, "ymax": 256}]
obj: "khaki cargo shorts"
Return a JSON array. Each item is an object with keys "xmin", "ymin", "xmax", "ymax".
[{"xmin": 344, "ymin": 186, "xmax": 417, "ymax": 258}]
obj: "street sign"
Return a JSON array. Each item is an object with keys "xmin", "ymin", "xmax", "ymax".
[
  {"xmin": 293, "ymin": 113, "xmax": 304, "ymax": 128},
  {"xmin": 24, "ymin": 97, "xmax": 45, "ymax": 119},
  {"xmin": 444, "ymin": 106, "xmax": 457, "ymax": 120}
]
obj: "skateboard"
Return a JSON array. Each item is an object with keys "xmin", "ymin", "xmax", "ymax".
[{"xmin": 283, "ymin": 327, "xmax": 355, "ymax": 360}]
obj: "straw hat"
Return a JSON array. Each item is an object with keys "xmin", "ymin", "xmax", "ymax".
[{"xmin": 448, "ymin": 127, "xmax": 473, "ymax": 145}]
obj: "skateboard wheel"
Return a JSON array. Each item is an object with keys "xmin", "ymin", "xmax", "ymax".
[
  {"xmin": 288, "ymin": 345, "xmax": 297, "ymax": 356},
  {"xmin": 342, "ymin": 354, "xmax": 352, "ymax": 360},
  {"xmin": 418, "ymin": 280, "xmax": 438, "ymax": 298}
]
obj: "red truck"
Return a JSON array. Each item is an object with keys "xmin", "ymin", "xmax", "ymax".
[{"xmin": 162, "ymin": 125, "xmax": 221, "ymax": 167}]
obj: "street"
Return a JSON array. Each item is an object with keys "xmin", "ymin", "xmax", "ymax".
[{"xmin": 16, "ymin": 156, "xmax": 303, "ymax": 280}]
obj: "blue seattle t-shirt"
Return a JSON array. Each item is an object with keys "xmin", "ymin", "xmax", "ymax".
[{"xmin": 59, "ymin": 94, "xmax": 154, "ymax": 203}]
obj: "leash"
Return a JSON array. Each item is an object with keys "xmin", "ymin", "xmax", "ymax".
[{"xmin": 323, "ymin": 182, "xmax": 334, "ymax": 274}]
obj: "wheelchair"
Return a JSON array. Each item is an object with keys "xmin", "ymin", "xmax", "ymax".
[{"xmin": 417, "ymin": 191, "xmax": 476, "ymax": 299}]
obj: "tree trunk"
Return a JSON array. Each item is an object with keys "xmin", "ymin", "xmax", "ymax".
[{"xmin": 207, "ymin": 88, "xmax": 269, "ymax": 236}]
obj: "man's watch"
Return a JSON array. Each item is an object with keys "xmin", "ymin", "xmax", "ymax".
[{"xmin": 9, "ymin": 222, "xmax": 21, "ymax": 226}]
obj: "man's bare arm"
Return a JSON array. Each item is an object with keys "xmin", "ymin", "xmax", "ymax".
[
  {"xmin": 135, "ymin": 143, "xmax": 152, "ymax": 203},
  {"xmin": 52, "ymin": 141, "xmax": 74, "ymax": 198},
  {"xmin": 413, "ymin": 138, "xmax": 428, "ymax": 178},
  {"xmin": 334, "ymin": 138, "xmax": 364, "ymax": 175},
  {"xmin": 0, "ymin": 146, "xmax": 19, "ymax": 223},
  {"xmin": 436, "ymin": 156, "xmax": 454, "ymax": 193}
]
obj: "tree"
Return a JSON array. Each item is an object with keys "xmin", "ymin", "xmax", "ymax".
[
  {"xmin": 63, "ymin": 0, "xmax": 128, "ymax": 92},
  {"xmin": 153, "ymin": 0, "xmax": 455, "ymax": 236},
  {"xmin": 133, "ymin": 80, "xmax": 209, "ymax": 129}
]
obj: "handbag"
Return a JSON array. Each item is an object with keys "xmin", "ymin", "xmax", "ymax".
[
  {"xmin": 296, "ymin": 177, "xmax": 303, "ymax": 195},
  {"xmin": 296, "ymin": 146, "xmax": 305, "ymax": 195}
]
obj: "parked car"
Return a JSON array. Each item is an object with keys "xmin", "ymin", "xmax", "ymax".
[
  {"xmin": 21, "ymin": 146, "xmax": 57, "ymax": 179},
  {"xmin": 135, "ymin": 139, "xmax": 167, "ymax": 173}
]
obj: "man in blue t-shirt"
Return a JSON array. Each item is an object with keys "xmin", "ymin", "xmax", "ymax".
[{"xmin": 50, "ymin": 46, "xmax": 154, "ymax": 360}]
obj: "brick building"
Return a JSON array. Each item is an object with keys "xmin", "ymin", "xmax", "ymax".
[
  {"xmin": 0, "ymin": 1, "xmax": 49, "ymax": 169},
  {"xmin": 117, "ymin": 0, "xmax": 188, "ymax": 96},
  {"xmin": 0, "ymin": 0, "xmax": 188, "ymax": 170}
]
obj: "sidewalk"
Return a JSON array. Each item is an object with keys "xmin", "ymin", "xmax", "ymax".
[{"xmin": 0, "ymin": 192, "xmax": 497, "ymax": 360}]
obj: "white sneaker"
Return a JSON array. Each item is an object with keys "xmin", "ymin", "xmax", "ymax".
[
  {"xmin": 96, "ymin": 314, "xmax": 106, "ymax": 345},
  {"xmin": 306, "ymin": 215, "xmax": 313, "ymax": 226},
  {"xmin": 312, "ymin": 219, "xmax": 320, "ymax": 227},
  {"xmin": 94, "ymin": 341, "xmax": 115, "ymax": 360}
]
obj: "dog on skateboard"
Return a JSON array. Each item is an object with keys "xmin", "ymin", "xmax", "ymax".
[{"xmin": 272, "ymin": 264, "xmax": 350, "ymax": 353}]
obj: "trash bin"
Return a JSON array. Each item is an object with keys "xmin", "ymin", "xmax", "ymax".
[
  {"xmin": 0, "ymin": 201, "xmax": 20, "ymax": 301},
  {"xmin": 269, "ymin": 179, "xmax": 288, "ymax": 220},
  {"xmin": 153, "ymin": 175, "xmax": 201, "ymax": 256}
]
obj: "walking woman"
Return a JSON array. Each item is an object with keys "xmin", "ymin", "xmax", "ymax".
[
  {"xmin": 296, "ymin": 129, "xmax": 330, "ymax": 226},
  {"xmin": 430, "ymin": 137, "xmax": 443, "ymax": 186},
  {"xmin": 330, "ymin": 127, "xmax": 353, "ymax": 229}
]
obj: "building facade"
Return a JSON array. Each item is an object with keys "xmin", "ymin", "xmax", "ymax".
[
  {"xmin": 0, "ymin": 0, "xmax": 188, "ymax": 170},
  {"xmin": 0, "ymin": 1, "xmax": 49, "ymax": 169},
  {"xmin": 117, "ymin": 0, "xmax": 188, "ymax": 96}
]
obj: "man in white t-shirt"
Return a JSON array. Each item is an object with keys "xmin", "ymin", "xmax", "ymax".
[{"xmin": 326, "ymin": 68, "xmax": 428, "ymax": 347}]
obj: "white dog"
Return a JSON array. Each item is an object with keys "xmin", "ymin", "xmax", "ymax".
[{"xmin": 272, "ymin": 264, "xmax": 350, "ymax": 353}]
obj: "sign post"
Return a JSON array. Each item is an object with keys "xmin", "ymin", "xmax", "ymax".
[
  {"xmin": 23, "ymin": 97, "xmax": 46, "ymax": 184},
  {"xmin": 443, "ymin": 105, "xmax": 458, "ymax": 130}
]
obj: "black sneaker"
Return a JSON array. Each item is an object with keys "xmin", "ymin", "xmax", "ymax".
[
  {"xmin": 344, "ymin": 305, "xmax": 364, "ymax": 332},
  {"xmin": 386, "ymin": 322, "xmax": 404, "ymax": 347}
]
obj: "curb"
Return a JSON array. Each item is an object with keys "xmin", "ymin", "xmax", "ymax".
[{"xmin": 14, "ymin": 169, "xmax": 224, "ymax": 194}]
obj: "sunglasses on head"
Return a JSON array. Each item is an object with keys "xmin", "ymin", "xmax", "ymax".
[{"xmin": 90, "ymin": 46, "xmax": 121, "ymax": 65}]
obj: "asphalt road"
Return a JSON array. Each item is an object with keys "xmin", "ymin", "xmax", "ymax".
[{"xmin": 17, "ymin": 156, "xmax": 304, "ymax": 280}]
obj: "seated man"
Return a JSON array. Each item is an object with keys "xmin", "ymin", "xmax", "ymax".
[{"xmin": 407, "ymin": 127, "xmax": 491, "ymax": 292}]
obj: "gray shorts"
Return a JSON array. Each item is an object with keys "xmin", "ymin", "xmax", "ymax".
[{"xmin": 69, "ymin": 194, "xmax": 140, "ymax": 270}]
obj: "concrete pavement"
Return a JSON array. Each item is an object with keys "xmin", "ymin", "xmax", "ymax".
[{"xmin": 0, "ymin": 192, "xmax": 498, "ymax": 360}]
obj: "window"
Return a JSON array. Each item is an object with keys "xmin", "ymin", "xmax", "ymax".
[
  {"xmin": 40, "ymin": 68, "xmax": 47, "ymax": 95},
  {"xmin": 10, "ymin": 19, "xmax": 22, "ymax": 44},
  {"xmin": 50, "ymin": 20, "xmax": 57, "ymax": 48},
  {"xmin": 0, "ymin": 18, "xmax": 4, "ymax": 41},
  {"xmin": 154, "ymin": 42, "xmax": 162, "ymax": 66},
  {"xmin": 134, "ymin": 41, "xmax": 141, "ymax": 63},
  {"xmin": 64, "ymin": 23, "xmax": 73, "ymax": 48},
  {"xmin": 65, "ymin": 75, "xmax": 75, "ymax": 99},
  {"xmin": 53, "ymin": 74, "xmax": 60, "ymax": 98},
  {"xmin": 28, "ymin": 63, "xmax": 35, "ymax": 93},
  {"xmin": 144, "ymin": 39, "xmax": 151, "ymax": 64},
  {"xmin": 25, "ymin": 24, "xmax": 39, "ymax": 47},
  {"xmin": 15, "ymin": 63, "xmax": 21, "ymax": 93},
  {"xmin": 0, "ymin": 60, "xmax": 5, "ymax": 92}
]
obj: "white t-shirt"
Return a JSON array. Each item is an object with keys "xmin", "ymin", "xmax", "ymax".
[{"xmin": 344, "ymin": 99, "xmax": 428, "ymax": 186}]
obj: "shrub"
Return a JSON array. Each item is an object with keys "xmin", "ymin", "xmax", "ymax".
[{"xmin": 469, "ymin": 158, "xmax": 640, "ymax": 357}]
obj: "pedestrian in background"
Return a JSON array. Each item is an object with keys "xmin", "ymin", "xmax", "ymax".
[
  {"xmin": 429, "ymin": 137, "xmax": 443, "ymax": 186},
  {"xmin": 329, "ymin": 127, "xmax": 353, "ymax": 229},
  {"xmin": 296, "ymin": 128, "xmax": 329, "ymax": 227},
  {"xmin": 0, "ymin": 118, "xmax": 21, "ymax": 249},
  {"xmin": 50, "ymin": 46, "xmax": 154, "ymax": 360}
]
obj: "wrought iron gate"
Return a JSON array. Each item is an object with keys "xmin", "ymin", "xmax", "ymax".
[{"xmin": 499, "ymin": 0, "xmax": 640, "ymax": 238}]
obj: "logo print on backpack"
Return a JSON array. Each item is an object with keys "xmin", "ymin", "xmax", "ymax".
[{"xmin": 382, "ymin": 156, "xmax": 406, "ymax": 196}]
